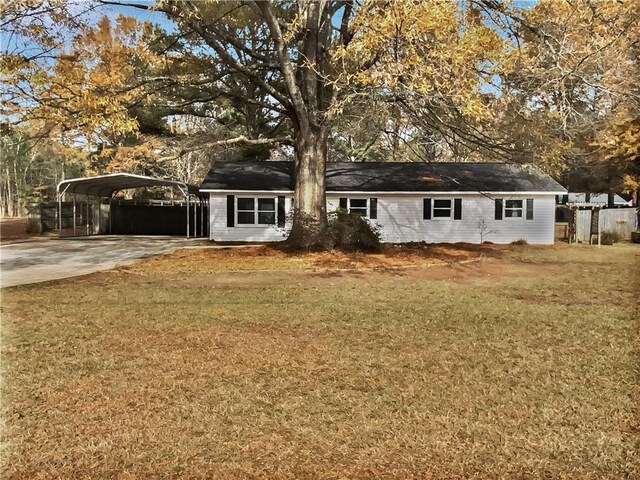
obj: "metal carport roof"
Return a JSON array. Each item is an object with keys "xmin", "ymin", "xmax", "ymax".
[
  {"xmin": 56, "ymin": 173, "xmax": 207, "ymax": 238},
  {"xmin": 57, "ymin": 173, "xmax": 203, "ymax": 198}
]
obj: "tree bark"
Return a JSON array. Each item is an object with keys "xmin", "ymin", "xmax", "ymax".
[
  {"xmin": 286, "ymin": 125, "xmax": 332, "ymax": 250},
  {"xmin": 255, "ymin": 1, "xmax": 335, "ymax": 250}
]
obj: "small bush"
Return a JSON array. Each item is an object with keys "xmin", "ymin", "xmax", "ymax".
[
  {"xmin": 511, "ymin": 238, "xmax": 528, "ymax": 245},
  {"xmin": 328, "ymin": 209, "xmax": 382, "ymax": 252},
  {"xmin": 600, "ymin": 230, "xmax": 621, "ymax": 245}
]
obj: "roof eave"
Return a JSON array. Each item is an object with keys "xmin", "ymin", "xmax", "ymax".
[{"xmin": 200, "ymin": 188, "xmax": 567, "ymax": 195}]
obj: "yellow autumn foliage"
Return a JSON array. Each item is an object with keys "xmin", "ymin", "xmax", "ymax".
[
  {"xmin": 2, "ymin": 15, "xmax": 161, "ymax": 145},
  {"xmin": 333, "ymin": 0, "xmax": 504, "ymax": 121}
]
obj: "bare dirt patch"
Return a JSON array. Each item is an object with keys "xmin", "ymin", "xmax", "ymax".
[{"xmin": 0, "ymin": 217, "xmax": 53, "ymax": 244}]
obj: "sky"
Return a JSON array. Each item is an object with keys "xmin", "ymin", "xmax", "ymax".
[
  {"xmin": 96, "ymin": 1, "xmax": 176, "ymax": 32},
  {"xmin": 0, "ymin": 0, "xmax": 175, "ymax": 56}
]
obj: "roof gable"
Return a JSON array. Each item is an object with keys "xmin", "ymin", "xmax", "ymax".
[{"xmin": 200, "ymin": 161, "xmax": 566, "ymax": 193}]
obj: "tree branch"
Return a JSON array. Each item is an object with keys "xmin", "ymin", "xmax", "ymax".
[
  {"xmin": 254, "ymin": 1, "xmax": 308, "ymax": 130},
  {"xmin": 339, "ymin": 1, "xmax": 355, "ymax": 47},
  {"xmin": 188, "ymin": 22, "xmax": 294, "ymax": 114},
  {"xmin": 160, "ymin": 134, "xmax": 294, "ymax": 161},
  {"xmin": 96, "ymin": 0, "xmax": 150, "ymax": 11}
]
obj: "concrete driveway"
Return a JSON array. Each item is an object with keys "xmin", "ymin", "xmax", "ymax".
[{"xmin": 0, "ymin": 236, "xmax": 199, "ymax": 288}]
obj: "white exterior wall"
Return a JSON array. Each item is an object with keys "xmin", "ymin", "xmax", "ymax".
[
  {"xmin": 209, "ymin": 193, "xmax": 292, "ymax": 242},
  {"xmin": 209, "ymin": 192, "xmax": 557, "ymax": 245},
  {"xmin": 327, "ymin": 193, "xmax": 556, "ymax": 245}
]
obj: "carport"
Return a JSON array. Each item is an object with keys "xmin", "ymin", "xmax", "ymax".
[{"xmin": 56, "ymin": 173, "xmax": 207, "ymax": 238}]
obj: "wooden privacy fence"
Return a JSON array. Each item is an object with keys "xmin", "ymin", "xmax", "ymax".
[
  {"xmin": 572, "ymin": 207, "xmax": 638, "ymax": 243},
  {"xmin": 574, "ymin": 210, "xmax": 592, "ymax": 243},
  {"xmin": 599, "ymin": 208, "xmax": 638, "ymax": 238}
]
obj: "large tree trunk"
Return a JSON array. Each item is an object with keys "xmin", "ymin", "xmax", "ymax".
[{"xmin": 286, "ymin": 126, "xmax": 332, "ymax": 250}]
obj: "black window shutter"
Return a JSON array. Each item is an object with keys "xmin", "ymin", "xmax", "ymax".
[
  {"xmin": 494, "ymin": 199, "xmax": 503, "ymax": 220},
  {"xmin": 226, "ymin": 195, "xmax": 235, "ymax": 227},
  {"xmin": 526, "ymin": 198, "xmax": 534, "ymax": 220},
  {"xmin": 277, "ymin": 196, "xmax": 286, "ymax": 227},
  {"xmin": 423, "ymin": 198, "xmax": 431, "ymax": 219},
  {"xmin": 453, "ymin": 198, "xmax": 462, "ymax": 220},
  {"xmin": 369, "ymin": 198, "xmax": 378, "ymax": 219},
  {"xmin": 339, "ymin": 197, "xmax": 348, "ymax": 210}
]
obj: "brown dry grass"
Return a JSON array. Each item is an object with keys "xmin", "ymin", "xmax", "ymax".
[
  {"xmin": 0, "ymin": 217, "xmax": 54, "ymax": 244},
  {"xmin": 1, "ymin": 243, "xmax": 638, "ymax": 479}
]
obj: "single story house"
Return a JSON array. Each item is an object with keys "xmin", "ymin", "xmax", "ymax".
[{"xmin": 200, "ymin": 161, "xmax": 566, "ymax": 245}]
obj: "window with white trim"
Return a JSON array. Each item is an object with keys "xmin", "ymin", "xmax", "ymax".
[
  {"xmin": 236, "ymin": 197, "xmax": 276, "ymax": 225},
  {"xmin": 349, "ymin": 198, "xmax": 368, "ymax": 217},
  {"xmin": 432, "ymin": 199, "xmax": 452, "ymax": 218},
  {"xmin": 504, "ymin": 199, "xmax": 524, "ymax": 218},
  {"xmin": 424, "ymin": 198, "xmax": 462, "ymax": 220},
  {"xmin": 338, "ymin": 197, "xmax": 378, "ymax": 219},
  {"xmin": 257, "ymin": 198, "xmax": 276, "ymax": 224},
  {"xmin": 237, "ymin": 197, "xmax": 255, "ymax": 224}
]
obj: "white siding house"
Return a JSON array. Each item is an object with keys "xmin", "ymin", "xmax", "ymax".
[
  {"xmin": 208, "ymin": 192, "xmax": 292, "ymax": 242},
  {"xmin": 200, "ymin": 161, "xmax": 566, "ymax": 245}
]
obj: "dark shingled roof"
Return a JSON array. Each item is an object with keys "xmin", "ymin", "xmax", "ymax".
[{"xmin": 200, "ymin": 161, "xmax": 566, "ymax": 193}]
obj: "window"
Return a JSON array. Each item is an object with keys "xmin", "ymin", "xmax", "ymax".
[
  {"xmin": 257, "ymin": 198, "xmax": 276, "ymax": 224},
  {"xmin": 424, "ymin": 198, "xmax": 462, "ymax": 220},
  {"xmin": 338, "ymin": 197, "xmax": 378, "ymax": 219},
  {"xmin": 236, "ymin": 197, "xmax": 276, "ymax": 225},
  {"xmin": 433, "ymin": 199, "xmax": 452, "ymax": 218},
  {"xmin": 525, "ymin": 198, "xmax": 534, "ymax": 220},
  {"xmin": 349, "ymin": 198, "xmax": 368, "ymax": 217},
  {"xmin": 504, "ymin": 199, "xmax": 523, "ymax": 218},
  {"xmin": 237, "ymin": 197, "xmax": 255, "ymax": 224},
  {"xmin": 496, "ymin": 198, "xmax": 533, "ymax": 220}
]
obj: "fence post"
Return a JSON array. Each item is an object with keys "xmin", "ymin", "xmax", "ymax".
[
  {"xmin": 597, "ymin": 208, "xmax": 601, "ymax": 247},
  {"xmin": 26, "ymin": 204, "xmax": 42, "ymax": 234}
]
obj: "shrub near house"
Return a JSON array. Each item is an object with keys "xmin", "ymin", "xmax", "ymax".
[{"xmin": 328, "ymin": 209, "xmax": 382, "ymax": 252}]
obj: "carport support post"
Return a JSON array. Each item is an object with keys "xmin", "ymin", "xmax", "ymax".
[
  {"xmin": 200, "ymin": 197, "xmax": 204, "ymax": 238},
  {"xmin": 98, "ymin": 196, "xmax": 102, "ymax": 235},
  {"xmin": 57, "ymin": 183, "xmax": 71, "ymax": 237},
  {"xmin": 109, "ymin": 193, "xmax": 113, "ymax": 234},
  {"xmin": 57, "ymin": 190, "xmax": 62, "ymax": 234},
  {"xmin": 86, "ymin": 195, "xmax": 90, "ymax": 235},
  {"xmin": 72, "ymin": 195, "xmax": 76, "ymax": 236},
  {"xmin": 186, "ymin": 194, "xmax": 190, "ymax": 239}
]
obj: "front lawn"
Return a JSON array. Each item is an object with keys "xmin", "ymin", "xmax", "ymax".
[{"xmin": 1, "ymin": 244, "xmax": 638, "ymax": 479}]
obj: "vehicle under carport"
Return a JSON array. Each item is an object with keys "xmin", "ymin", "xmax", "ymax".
[{"xmin": 56, "ymin": 173, "xmax": 207, "ymax": 238}]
